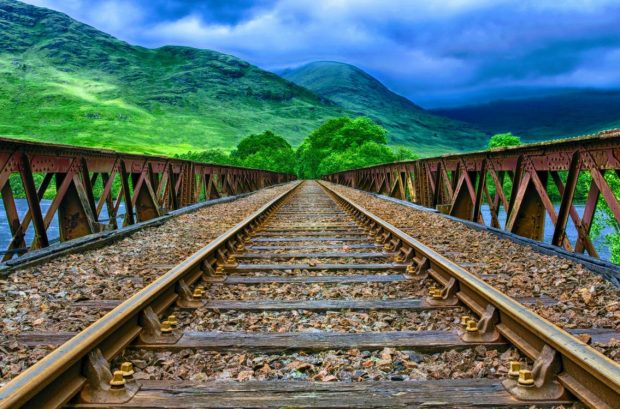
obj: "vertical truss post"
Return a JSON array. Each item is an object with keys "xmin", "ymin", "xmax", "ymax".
[
  {"xmin": 19, "ymin": 153, "xmax": 49, "ymax": 248},
  {"xmin": 119, "ymin": 160, "xmax": 135, "ymax": 227},
  {"xmin": 552, "ymin": 152, "xmax": 580, "ymax": 247}
]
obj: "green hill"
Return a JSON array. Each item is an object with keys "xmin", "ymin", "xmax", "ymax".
[
  {"xmin": 0, "ymin": 0, "xmax": 488, "ymax": 156},
  {"xmin": 432, "ymin": 90, "xmax": 620, "ymax": 142},
  {"xmin": 281, "ymin": 61, "xmax": 489, "ymax": 155},
  {"xmin": 0, "ymin": 0, "xmax": 346, "ymax": 155}
]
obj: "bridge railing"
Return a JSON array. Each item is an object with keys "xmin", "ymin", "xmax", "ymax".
[
  {"xmin": 0, "ymin": 138, "xmax": 295, "ymax": 260},
  {"xmin": 323, "ymin": 129, "xmax": 620, "ymax": 260}
]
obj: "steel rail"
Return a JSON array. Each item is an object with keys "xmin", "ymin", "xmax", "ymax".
[
  {"xmin": 318, "ymin": 181, "xmax": 620, "ymax": 409},
  {"xmin": 0, "ymin": 181, "xmax": 302, "ymax": 409}
]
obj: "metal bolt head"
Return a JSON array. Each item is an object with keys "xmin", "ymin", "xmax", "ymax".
[
  {"xmin": 161, "ymin": 320, "xmax": 173, "ymax": 334},
  {"xmin": 120, "ymin": 362, "xmax": 134, "ymax": 378},
  {"xmin": 431, "ymin": 289, "xmax": 443, "ymax": 300},
  {"xmin": 465, "ymin": 319, "xmax": 479, "ymax": 332},
  {"xmin": 518, "ymin": 369, "xmax": 535, "ymax": 386},
  {"xmin": 460, "ymin": 315, "xmax": 471, "ymax": 326},
  {"xmin": 168, "ymin": 315, "xmax": 178, "ymax": 328},
  {"xmin": 110, "ymin": 370, "xmax": 126, "ymax": 388},
  {"xmin": 508, "ymin": 361, "xmax": 521, "ymax": 378}
]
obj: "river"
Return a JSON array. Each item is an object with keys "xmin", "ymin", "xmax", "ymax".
[{"xmin": 0, "ymin": 199, "xmax": 613, "ymax": 261}]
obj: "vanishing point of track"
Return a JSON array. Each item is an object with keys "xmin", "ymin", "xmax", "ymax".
[{"xmin": 0, "ymin": 181, "xmax": 618, "ymax": 408}]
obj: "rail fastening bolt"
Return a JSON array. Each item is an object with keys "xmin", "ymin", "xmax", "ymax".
[
  {"xmin": 109, "ymin": 370, "xmax": 126, "ymax": 389},
  {"xmin": 508, "ymin": 361, "xmax": 521, "ymax": 379},
  {"xmin": 192, "ymin": 288, "xmax": 203, "ymax": 299},
  {"xmin": 120, "ymin": 362, "xmax": 134, "ymax": 379},
  {"xmin": 431, "ymin": 289, "xmax": 443, "ymax": 300},
  {"xmin": 161, "ymin": 320, "xmax": 173, "ymax": 334},
  {"xmin": 168, "ymin": 315, "xmax": 178, "ymax": 328},
  {"xmin": 518, "ymin": 369, "xmax": 535, "ymax": 387},
  {"xmin": 460, "ymin": 315, "xmax": 471, "ymax": 326},
  {"xmin": 465, "ymin": 319, "xmax": 478, "ymax": 333}
]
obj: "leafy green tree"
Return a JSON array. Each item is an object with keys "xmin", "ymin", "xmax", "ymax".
[
  {"xmin": 590, "ymin": 173, "xmax": 620, "ymax": 263},
  {"xmin": 232, "ymin": 131, "xmax": 296, "ymax": 174},
  {"xmin": 488, "ymin": 132, "xmax": 522, "ymax": 149},
  {"xmin": 231, "ymin": 131, "xmax": 292, "ymax": 160},
  {"xmin": 296, "ymin": 116, "xmax": 414, "ymax": 178},
  {"xmin": 485, "ymin": 133, "xmax": 522, "ymax": 201},
  {"xmin": 176, "ymin": 149, "xmax": 238, "ymax": 166}
]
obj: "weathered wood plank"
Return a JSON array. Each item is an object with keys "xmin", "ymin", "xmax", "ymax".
[
  {"xmin": 200, "ymin": 299, "xmax": 439, "ymax": 311},
  {"xmin": 67, "ymin": 379, "xmax": 571, "ymax": 408},
  {"xmin": 206, "ymin": 274, "xmax": 410, "ymax": 284},
  {"xmin": 136, "ymin": 330, "xmax": 506, "ymax": 352},
  {"xmin": 69, "ymin": 294, "xmax": 556, "ymax": 312},
  {"xmin": 252, "ymin": 237, "xmax": 368, "ymax": 242},
  {"xmin": 255, "ymin": 231, "xmax": 367, "ymax": 237},
  {"xmin": 16, "ymin": 327, "xmax": 618, "ymax": 349},
  {"xmin": 227, "ymin": 263, "xmax": 408, "ymax": 272},
  {"xmin": 246, "ymin": 243, "xmax": 382, "ymax": 251},
  {"xmin": 237, "ymin": 252, "xmax": 390, "ymax": 259}
]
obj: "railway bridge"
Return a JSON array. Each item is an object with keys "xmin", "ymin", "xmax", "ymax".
[{"xmin": 0, "ymin": 132, "xmax": 619, "ymax": 408}]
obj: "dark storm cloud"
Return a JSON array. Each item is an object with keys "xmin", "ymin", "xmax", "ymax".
[{"xmin": 22, "ymin": 0, "xmax": 620, "ymax": 107}]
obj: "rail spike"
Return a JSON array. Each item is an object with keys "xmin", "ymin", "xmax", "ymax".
[
  {"xmin": 79, "ymin": 349, "xmax": 140, "ymax": 404},
  {"xmin": 502, "ymin": 345, "xmax": 567, "ymax": 401}
]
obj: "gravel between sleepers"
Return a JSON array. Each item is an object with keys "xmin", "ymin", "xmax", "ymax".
[
  {"xmin": 205, "ymin": 280, "xmax": 431, "ymax": 300},
  {"xmin": 176, "ymin": 308, "xmax": 465, "ymax": 333},
  {"xmin": 0, "ymin": 183, "xmax": 295, "ymax": 383},
  {"xmin": 115, "ymin": 345, "xmax": 524, "ymax": 383},
  {"xmin": 326, "ymin": 183, "xmax": 620, "ymax": 360}
]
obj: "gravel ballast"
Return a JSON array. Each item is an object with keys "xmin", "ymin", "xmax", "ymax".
[
  {"xmin": 0, "ymin": 183, "xmax": 295, "ymax": 383},
  {"xmin": 326, "ymin": 182, "xmax": 620, "ymax": 360}
]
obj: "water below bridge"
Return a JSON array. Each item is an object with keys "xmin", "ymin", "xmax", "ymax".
[{"xmin": 0, "ymin": 198, "xmax": 613, "ymax": 261}]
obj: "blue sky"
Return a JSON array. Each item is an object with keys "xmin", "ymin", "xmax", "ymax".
[{"xmin": 23, "ymin": 0, "xmax": 620, "ymax": 108}]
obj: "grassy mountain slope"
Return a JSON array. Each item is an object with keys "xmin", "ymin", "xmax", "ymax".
[
  {"xmin": 281, "ymin": 61, "xmax": 489, "ymax": 155},
  {"xmin": 432, "ymin": 90, "xmax": 620, "ymax": 142},
  {"xmin": 0, "ymin": 0, "xmax": 345, "ymax": 155}
]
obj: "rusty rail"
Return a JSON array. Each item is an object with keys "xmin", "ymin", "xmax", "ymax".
[
  {"xmin": 0, "ymin": 137, "xmax": 295, "ymax": 260},
  {"xmin": 319, "ymin": 181, "xmax": 620, "ymax": 409},
  {"xmin": 322, "ymin": 129, "xmax": 620, "ymax": 259}
]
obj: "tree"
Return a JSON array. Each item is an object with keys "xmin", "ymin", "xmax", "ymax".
[
  {"xmin": 296, "ymin": 116, "xmax": 414, "ymax": 178},
  {"xmin": 232, "ymin": 131, "xmax": 296, "ymax": 173},
  {"xmin": 488, "ymin": 132, "xmax": 521, "ymax": 149}
]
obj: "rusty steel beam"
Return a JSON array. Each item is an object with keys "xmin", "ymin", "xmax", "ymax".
[
  {"xmin": 0, "ymin": 138, "xmax": 295, "ymax": 260},
  {"xmin": 323, "ymin": 129, "xmax": 620, "ymax": 259}
]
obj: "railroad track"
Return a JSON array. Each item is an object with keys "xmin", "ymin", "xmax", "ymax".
[{"xmin": 1, "ymin": 181, "xmax": 619, "ymax": 408}]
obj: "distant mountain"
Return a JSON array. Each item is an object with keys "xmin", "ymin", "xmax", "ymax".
[
  {"xmin": 281, "ymin": 61, "xmax": 489, "ymax": 154},
  {"xmin": 432, "ymin": 90, "xmax": 620, "ymax": 142},
  {"xmin": 0, "ymin": 0, "xmax": 345, "ymax": 155}
]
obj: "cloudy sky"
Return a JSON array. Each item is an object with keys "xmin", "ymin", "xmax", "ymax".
[{"xmin": 22, "ymin": 0, "xmax": 620, "ymax": 107}]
